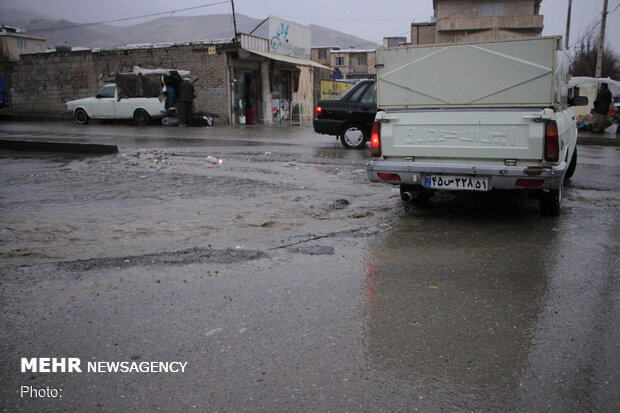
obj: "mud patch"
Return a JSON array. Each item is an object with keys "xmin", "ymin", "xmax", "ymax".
[
  {"xmin": 57, "ymin": 246, "xmax": 269, "ymax": 272},
  {"xmin": 287, "ymin": 245, "xmax": 335, "ymax": 255}
]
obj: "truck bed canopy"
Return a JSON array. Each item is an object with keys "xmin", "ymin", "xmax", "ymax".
[
  {"xmin": 114, "ymin": 66, "xmax": 191, "ymax": 99},
  {"xmin": 376, "ymin": 37, "xmax": 562, "ymax": 109}
]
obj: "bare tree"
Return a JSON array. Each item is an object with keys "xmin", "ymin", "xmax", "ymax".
[{"xmin": 570, "ymin": 33, "xmax": 620, "ymax": 79}]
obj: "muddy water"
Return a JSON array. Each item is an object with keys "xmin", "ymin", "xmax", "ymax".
[
  {"xmin": 0, "ymin": 147, "xmax": 394, "ymax": 267},
  {"xmin": 1, "ymin": 134, "xmax": 619, "ymax": 412}
]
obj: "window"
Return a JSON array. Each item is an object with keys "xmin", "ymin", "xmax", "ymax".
[
  {"xmin": 35, "ymin": 44, "xmax": 43, "ymax": 53},
  {"xmin": 97, "ymin": 85, "xmax": 116, "ymax": 98},
  {"xmin": 318, "ymin": 49, "xmax": 327, "ymax": 59},
  {"xmin": 480, "ymin": 2, "xmax": 507, "ymax": 17},
  {"xmin": 334, "ymin": 56, "xmax": 344, "ymax": 66},
  {"xmin": 357, "ymin": 56, "xmax": 367, "ymax": 66},
  {"xmin": 16, "ymin": 38, "xmax": 27, "ymax": 51},
  {"xmin": 360, "ymin": 83, "xmax": 376, "ymax": 105},
  {"xmin": 347, "ymin": 83, "xmax": 369, "ymax": 102}
]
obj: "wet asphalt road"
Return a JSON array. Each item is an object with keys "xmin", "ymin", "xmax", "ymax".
[{"xmin": 1, "ymin": 121, "xmax": 619, "ymax": 412}]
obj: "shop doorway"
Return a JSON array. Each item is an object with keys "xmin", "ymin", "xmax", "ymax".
[{"xmin": 234, "ymin": 70, "xmax": 260, "ymax": 125}]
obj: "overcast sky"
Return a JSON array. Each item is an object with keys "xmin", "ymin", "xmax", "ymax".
[{"xmin": 4, "ymin": 0, "xmax": 619, "ymax": 52}]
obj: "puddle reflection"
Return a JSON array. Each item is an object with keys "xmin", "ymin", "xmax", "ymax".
[{"xmin": 363, "ymin": 215, "xmax": 560, "ymax": 407}]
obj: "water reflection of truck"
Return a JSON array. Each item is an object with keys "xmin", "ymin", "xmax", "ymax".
[
  {"xmin": 367, "ymin": 37, "xmax": 588, "ymax": 215},
  {"xmin": 364, "ymin": 216, "xmax": 558, "ymax": 410}
]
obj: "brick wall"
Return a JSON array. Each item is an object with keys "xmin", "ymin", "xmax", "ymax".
[
  {"xmin": 8, "ymin": 43, "xmax": 233, "ymax": 123},
  {"xmin": 436, "ymin": 0, "xmax": 540, "ymax": 20},
  {"xmin": 411, "ymin": 24, "xmax": 437, "ymax": 45},
  {"xmin": 10, "ymin": 51, "xmax": 97, "ymax": 115},
  {"xmin": 435, "ymin": 0, "xmax": 542, "ymax": 43}
]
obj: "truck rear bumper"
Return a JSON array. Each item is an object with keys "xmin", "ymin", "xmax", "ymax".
[{"xmin": 367, "ymin": 160, "xmax": 567, "ymax": 191}]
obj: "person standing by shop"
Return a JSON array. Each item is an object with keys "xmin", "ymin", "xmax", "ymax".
[
  {"xmin": 592, "ymin": 83, "xmax": 612, "ymax": 133},
  {"xmin": 178, "ymin": 78, "xmax": 195, "ymax": 127}
]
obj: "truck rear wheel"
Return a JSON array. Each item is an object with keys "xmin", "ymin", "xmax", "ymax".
[
  {"xmin": 565, "ymin": 147, "xmax": 577, "ymax": 180},
  {"xmin": 340, "ymin": 125, "xmax": 367, "ymax": 149},
  {"xmin": 540, "ymin": 185, "xmax": 562, "ymax": 216}
]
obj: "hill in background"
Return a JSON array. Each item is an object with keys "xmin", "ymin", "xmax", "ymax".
[{"xmin": 0, "ymin": 7, "xmax": 379, "ymax": 50}]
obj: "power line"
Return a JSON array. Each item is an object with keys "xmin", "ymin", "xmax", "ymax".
[
  {"xmin": 28, "ymin": 1, "xmax": 231, "ymax": 34},
  {"xmin": 569, "ymin": 0, "xmax": 619, "ymax": 51}
]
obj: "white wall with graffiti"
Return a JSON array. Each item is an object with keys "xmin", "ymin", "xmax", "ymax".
[{"xmin": 268, "ymin": 16, "xmax": 311, "ymax": 59}]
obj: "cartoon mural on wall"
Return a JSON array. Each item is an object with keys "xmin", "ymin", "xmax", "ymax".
[
  {"xmin": 268, "ymin": 16, "xmax": 311, "ymax": 59},
  {"xmin": 270, "ymin": 23, "xmax": 293, "ymax": 57}
]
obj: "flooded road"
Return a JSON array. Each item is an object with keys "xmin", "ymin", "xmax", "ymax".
[{"xmin": 1, "ymin": 122, "xmax": 619, "ymax": 412}]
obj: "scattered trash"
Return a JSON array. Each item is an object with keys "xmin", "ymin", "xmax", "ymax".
[
  {"xmin": 206, "ymin": 155, "xmax": 223, "ymax": 165},
  {"xmin": 162, "ymin": 116, "xmax": 181, "ymax": 126},
  {"xmin": 205, "ymin": 328, "xmax": 222, "ymax": 337}
]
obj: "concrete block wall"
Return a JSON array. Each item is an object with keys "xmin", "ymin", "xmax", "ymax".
[
  {"xmin": 8, "ymin": 43, "xmax": 232, "ymax": 123},
  {"xmin": 10, "ymin": 51, "xmax": 96, "ymax": 115},
  {"xmin": 411, "ymin": 24, "xmax": 437, "ymax": 45},
  {"xmin": 436, "ymin": 0, "xmax": 541, "ymax": 21},
  {"xmin": 92, "ymin": 44, "xmax": 231, "ymax": 122},
  {"xmin": 435, "ymin": 0, "xmax": 542, "ymax": 43}
]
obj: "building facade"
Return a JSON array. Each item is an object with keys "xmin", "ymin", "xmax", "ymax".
[
  {"xmin": 0, "ymin": 25, "xmax": 46, "ymax": 61},
  {"xmin": 310, "ymin": 46, "xmax": 339, "ymax": 67},
  {"xmin": 328, "ymin": 49, "xmax": 376, "ymax": 80},
  {"xmin": 5, "ymin": 32, "xmax": 330, "ymax": 124},
  {"xmin": 383, "ymin": 37, "xmax": 408, "ymax": 48},
  {"xmin": 412, "ymin": 0, "xmax": 543, "ymax": 45},
  {"xmin": 8, "ymin": 41, "xmax": 235, "ymax": 122}
]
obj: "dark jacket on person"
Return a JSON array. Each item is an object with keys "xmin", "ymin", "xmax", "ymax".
[
  {"xmin": 178, "ymin": 79, "xmax": 195, "ymax": 103},
  {"xmin": 593, "ymin": 84, "xmax": 612, "ymax": 115}
]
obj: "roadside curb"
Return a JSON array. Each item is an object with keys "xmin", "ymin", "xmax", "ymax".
[
  {"xmin": 577, "ymin": 135, "xmax": 619, "ymax": 147},
  {"xmin": 0, "ymin": 139, "xmax": 119, "ymax": 155}
]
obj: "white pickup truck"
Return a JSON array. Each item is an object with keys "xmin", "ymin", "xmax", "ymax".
[
  {"xmin": 367, "ymin": 36, "xmax": 588, "ymax": 215},
  {"xmin": 66, "ymin": 83, "xmax": 167, "ymax": 126}
]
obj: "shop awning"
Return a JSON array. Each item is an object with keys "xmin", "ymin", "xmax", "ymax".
[{"xmin": 245, "ymin": 49, "xmax": 332, "ymax": 71}]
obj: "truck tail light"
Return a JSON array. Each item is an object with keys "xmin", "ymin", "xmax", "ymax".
[
  {"xmin": 370, "ymin": 121, "xmax": 381, "ymax": 157},
  {"xmin": 377, "ymin": 173, "xmax": 401, "ymax": 182},
  {"xmin": 544, "ymin": 121, "xmax": 559, "ymax": 162},
  {"xmin": 315, "ymin": 106, "xmax": 322, "ymax": 116},
  {"xmin": 515, "ymin": 178, "xmax": 544, "ymax": 187}
]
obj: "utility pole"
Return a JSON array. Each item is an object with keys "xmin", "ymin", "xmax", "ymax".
[
  {"xmin": 595, "ymin": 0, "xmax": 608, "ymax": 78},
  {"xmin": 564, "ymin": 0, "xmax": 572, "ymax": 50},
  {"xmin": 231, "ymin": 0, "xmax": 238, "ymax": 42}
]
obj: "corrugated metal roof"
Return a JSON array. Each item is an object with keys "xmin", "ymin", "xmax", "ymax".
[{"xmin": 246, "ymin": 49, "xmax": 332, "ymax": 70}]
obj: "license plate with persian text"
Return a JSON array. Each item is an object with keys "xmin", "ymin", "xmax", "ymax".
[{"xmin": 424, "ymin": 175, "xmax": 489, "ymax": 191}]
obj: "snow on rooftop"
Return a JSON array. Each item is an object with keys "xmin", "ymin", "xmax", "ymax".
[
  {"xmin": 332, "ymin": 49, "xmax": 376, "ymax": 53},
  {"xmin": 93, "ymin": 38, "xmax": 235, "ymax": 52}
]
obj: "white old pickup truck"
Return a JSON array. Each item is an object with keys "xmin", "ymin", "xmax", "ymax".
[
  {"xmin": 367, "ymin": 36, "xmax": 588, "ymax": 215},
  {"xmin": 65, "ymin": 68, "xmax": 188, "ymax": 126},
  {"xmin": 66, "ymin": 83, "xmax": 166, "ymax": 126}
]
